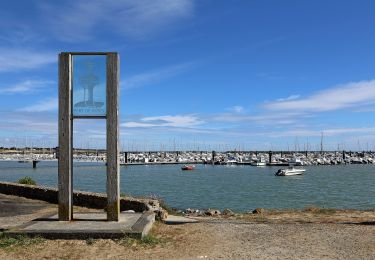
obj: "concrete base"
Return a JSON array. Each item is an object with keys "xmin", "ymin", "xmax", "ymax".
[
  {"xmin": 164, "ymin": 215, "xmax": 198, "ymax": 225},
  {"xmin": 5, "ymin": 212, "xmax": 155, "ymax": 239}
]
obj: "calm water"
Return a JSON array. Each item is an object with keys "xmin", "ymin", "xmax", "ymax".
[{"xmin": 0, "ymin": 161, "xmax": 374, "ymax": 212}]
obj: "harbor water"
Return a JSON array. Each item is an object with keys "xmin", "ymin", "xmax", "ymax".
[{"xmin": 0, "ymin": 161, "xmax": 374, "ymax": 212}]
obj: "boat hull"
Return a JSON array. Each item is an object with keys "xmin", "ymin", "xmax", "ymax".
[{"xmin": 275, "ymin": 168, "xmax": 306, "ymax": 176}]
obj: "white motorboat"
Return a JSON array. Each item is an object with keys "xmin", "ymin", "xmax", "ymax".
[
  {"xmin": 251, "ymin": 157, "xmax": 267, "ymax": 166},
  {"xmin": 289, "ymin": 157, "xmax": 303, "ymax": 166},
  {"xmin": 275, "ymin": 166, "xmax": 305, "ymax": 176}
]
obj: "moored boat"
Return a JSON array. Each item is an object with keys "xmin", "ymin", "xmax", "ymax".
[
  {"xmin": 275, "ymin": 166, "xmax": 305, "ymax": 176},
  {"xmin": 251, "ymin": 157, "xmax": 267, "ymax": 166},
  {"xmin": 181, "ymin": 165, "xmax": 195, "ymax": 170}
]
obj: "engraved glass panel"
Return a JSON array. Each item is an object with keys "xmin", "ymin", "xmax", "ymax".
[{"xmin": 72, "ymin": 55, "xmax": 106, "ymax": 117}]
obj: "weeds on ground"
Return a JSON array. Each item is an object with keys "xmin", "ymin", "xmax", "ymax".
[
  {"xmin": 17, "ymin": 176, "xmax": 37, "ymax": 185},
  {"xmin": 158, "ymin": 199, "xmax": 182, "ymax": 216},
  {"xmin": 0, "ymin": 233, "xmax": 45, "ymax": 250},
  {"xmin": 253, "ymin": 215, "xmax": 268, "ymax": 223},
  {"xmin": 304, "ymin": 207, "xmax": 337, "ymax": 215},
  {"xmin": 117, "ymin": 234, "xmax": 164, "ymax": 248},
  {"xmin": 120, "ymin": 193, "xmax": 133, "ymax": 198},
  {"xmin": 85, "ymin": 237, "xmax": 96, "ymax": 245}
]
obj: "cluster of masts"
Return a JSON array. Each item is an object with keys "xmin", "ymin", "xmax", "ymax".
[
  {"xmin": 117, "ymin": 151, "xmax": 375, "ymax": 165},
  {"xmin": 1, "ymin": 149, "xmax": 375, "ymax": 166}
]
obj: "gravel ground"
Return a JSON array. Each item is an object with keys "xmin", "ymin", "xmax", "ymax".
[
  {"xmin": 204, "ymin": 220, "xmax": 375, "ymax": 259},
  {"xmin": 1, "ymin": 219, "xmax": 374, "ymax": 259},
  {"xmin": 0, "ymin": 194, "xmax": 374, "ymax": 259}
]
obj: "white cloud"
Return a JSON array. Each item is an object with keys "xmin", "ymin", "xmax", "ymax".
[
  {"xmin": 0, "ymin": 48, "xmax": 55, "ymax": 72},
  {"xmin": 262, "ymin": 126, "xmax": 375, "ymax": 138},
  {"xmin": 265, "ymin": 80, "xmax": 375, "ymax": 112},
  {"xmin": 0, "ymin": 80, "xmax": 54, "ymax": 94},
  {"xmin": 276, "ymin": 94, "xmax": 300, "ymax": 102},
  {"xmin": 122, "ymin": 114, "xmax": 203, "ymax": 128},
  {"xmin": 39, "ymin": 0, "xmax": 194, "ymax": 42},
  {"xmin": 19, "ymin": 97, "xmax": 58, "ymax": 112},
  {"xmin": 211, "ymin": 112, "xmax": 303, "ymax": 125},
  {"xmin": 228, "ymin": 105, "xmax": 244, "ymax": 113},
  {"xmin": 124, "ymin": 62, "xmax": 196, "ymax": 89}
]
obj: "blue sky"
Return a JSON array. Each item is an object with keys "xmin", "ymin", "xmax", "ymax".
[{"xmin": 1, "ymin": 0, "xmax": 375, "ymax": 151}]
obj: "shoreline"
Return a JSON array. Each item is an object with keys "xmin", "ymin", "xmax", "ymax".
[
  {"xmin": 1, "ymin": 193, "xmax": 374, "ymax": 259},
  {"xmin": 0, "ymin": 181, "xmax": 374, "ymax": 216}
]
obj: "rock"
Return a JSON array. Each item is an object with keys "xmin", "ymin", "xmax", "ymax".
[
  {"xmin": 155, "ymin": 207, "xmax": 169, "ymax": 221},
  {"xmin": 123, "ymin": 210, "xmax": 135, "ymax": 213},
  {"xmin": 185, "ymin": 208, "xmax": 201, "ymax": 215},
  {"xmin": 252, "ymin": 208, "xmax": 265, "ymax": 214},
  {"xmin": 222, "ymin": 208, "xmax": 235, "ymax": 216},
  {"xmin": 205, "ymin": 209, "xmax": 221, "ymax": 216}
]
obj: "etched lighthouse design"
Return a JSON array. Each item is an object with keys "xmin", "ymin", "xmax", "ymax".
[{"xmin": 74, "ymin": 60, "xmax": 104, "ymax": 108}]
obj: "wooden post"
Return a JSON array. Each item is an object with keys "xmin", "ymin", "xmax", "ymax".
[
  {"xmin": 106, "ymin": 53, "xmax": 120, "ymax": 221},
  {"xmin": 268, "ymin": 151, "xmax": 272, "ymax": 164},
  {"xmin": 58, "ymin": 53, "xmax": 72, "ymax": 221}
]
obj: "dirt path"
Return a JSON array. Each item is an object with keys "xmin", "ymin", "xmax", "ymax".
[
  {"xmin": 1, "ymin": 219, "xmax": 374, "ymax": 259},
  {"xmin": 0, "ymin": 194, "xmax": 374, "ymax": 259}
]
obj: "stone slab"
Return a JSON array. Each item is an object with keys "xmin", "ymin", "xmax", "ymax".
[
  {"xmin": 164, "ymin": 215, "xmax": 199, "ymax": 225},
  {"xmin": 0, "ymin": 194, "xmax": 49, "ymax": 217},
  {"xmin": 5, "ymin": 212, "xmax": 155, "ymax": 239}
]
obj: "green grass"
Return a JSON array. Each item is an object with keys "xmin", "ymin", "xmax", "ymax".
[
  {"xmin": 17, "ymin": 176, "xmax": 36, "ymax": 185},
  {"xmin": 117, "ymin": 234, "xmax": 164, "ymax": 248},
  {"xmin": 0, "ymin": 233, "xmax": 45, "ymax": 249}
]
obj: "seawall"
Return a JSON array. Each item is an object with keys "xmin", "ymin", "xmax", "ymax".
[{"xmin": 0, "ymin": 181, "xmax": 159, "ymax": 213}]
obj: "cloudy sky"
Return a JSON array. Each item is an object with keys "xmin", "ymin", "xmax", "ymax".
[{"xmin": 1, "ymin": 0, "xmax": 375, "ymax": 151}]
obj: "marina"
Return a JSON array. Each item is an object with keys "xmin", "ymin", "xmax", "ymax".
[
  {"xmin": 2, "ymin": 149, "xmax": 375, "ymax": 166},
  {"xmin": 0, "ymin": 160, "xmax": 374, "ymax": 212}
]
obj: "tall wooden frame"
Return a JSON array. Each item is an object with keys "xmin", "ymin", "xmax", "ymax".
[{"xmin": 58, "ymin": 52, "xmax": 120, "ymax": 221}]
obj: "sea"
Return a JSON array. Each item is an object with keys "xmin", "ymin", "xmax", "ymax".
[{"xmin": 0, "ymin": 161, "xmax": 374, "ymax": 212}]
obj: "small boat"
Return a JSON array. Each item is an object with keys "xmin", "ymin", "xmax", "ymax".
[
  {"xmin": 181, "ymin": 165, "xmax": 195, "ymax": 170},
  {"xmin": 289, "ymin": 157, "xmax": 303, "ymax": 166},
  {"xmin": 275, "ymin": 166, "xmax": 305, "ymax": 176},
  {"xmin": 251, "ymin": 157, "xmax": 267, "ymax": 166}
]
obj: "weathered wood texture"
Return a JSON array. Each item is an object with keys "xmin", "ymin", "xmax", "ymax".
[
  {"xmin": 58, "ymin": 53, "xmax": 72, "ymax": 221},
  {"xmin": 106, "ymin": 53, "xmax": 120, "ymax": 221}
]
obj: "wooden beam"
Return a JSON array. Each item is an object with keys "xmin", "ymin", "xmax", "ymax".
[
  {"xmin": 58, "ymin": 53, "xmax": 72, "ymax": 221},
  {"xmin": 106, "ymin": 53, "xmax": 120, "ymax": 221}
]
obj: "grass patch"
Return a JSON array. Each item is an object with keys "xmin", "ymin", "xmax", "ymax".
[
  {"xmin": 85, "ymin": 237, "xmax": 96, "ymax": 245},
  {"xmin": 304, "ymin": 207, "xmax": 337, "ymax": 215},
  {"xmin": 17, "ymin": 176, "xmax": 36, "ymax": 185},
  {"xmin": 0, "ymin": 233, "xmax": 45, "ymax": 249},
  {"xmin": 120, "ymin": 193, "xmax": 133, "ymax": 198},
  {"xmin": 253, "ymin": 215, "xmax": 268, "ymax": 223},
  {"xmin": 117, "ymin": 234, "xmax": 164, "ymax": 248},
  {"xmin": 159, "ymin": 199, "xmax": 181, "ymax": 215}
]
